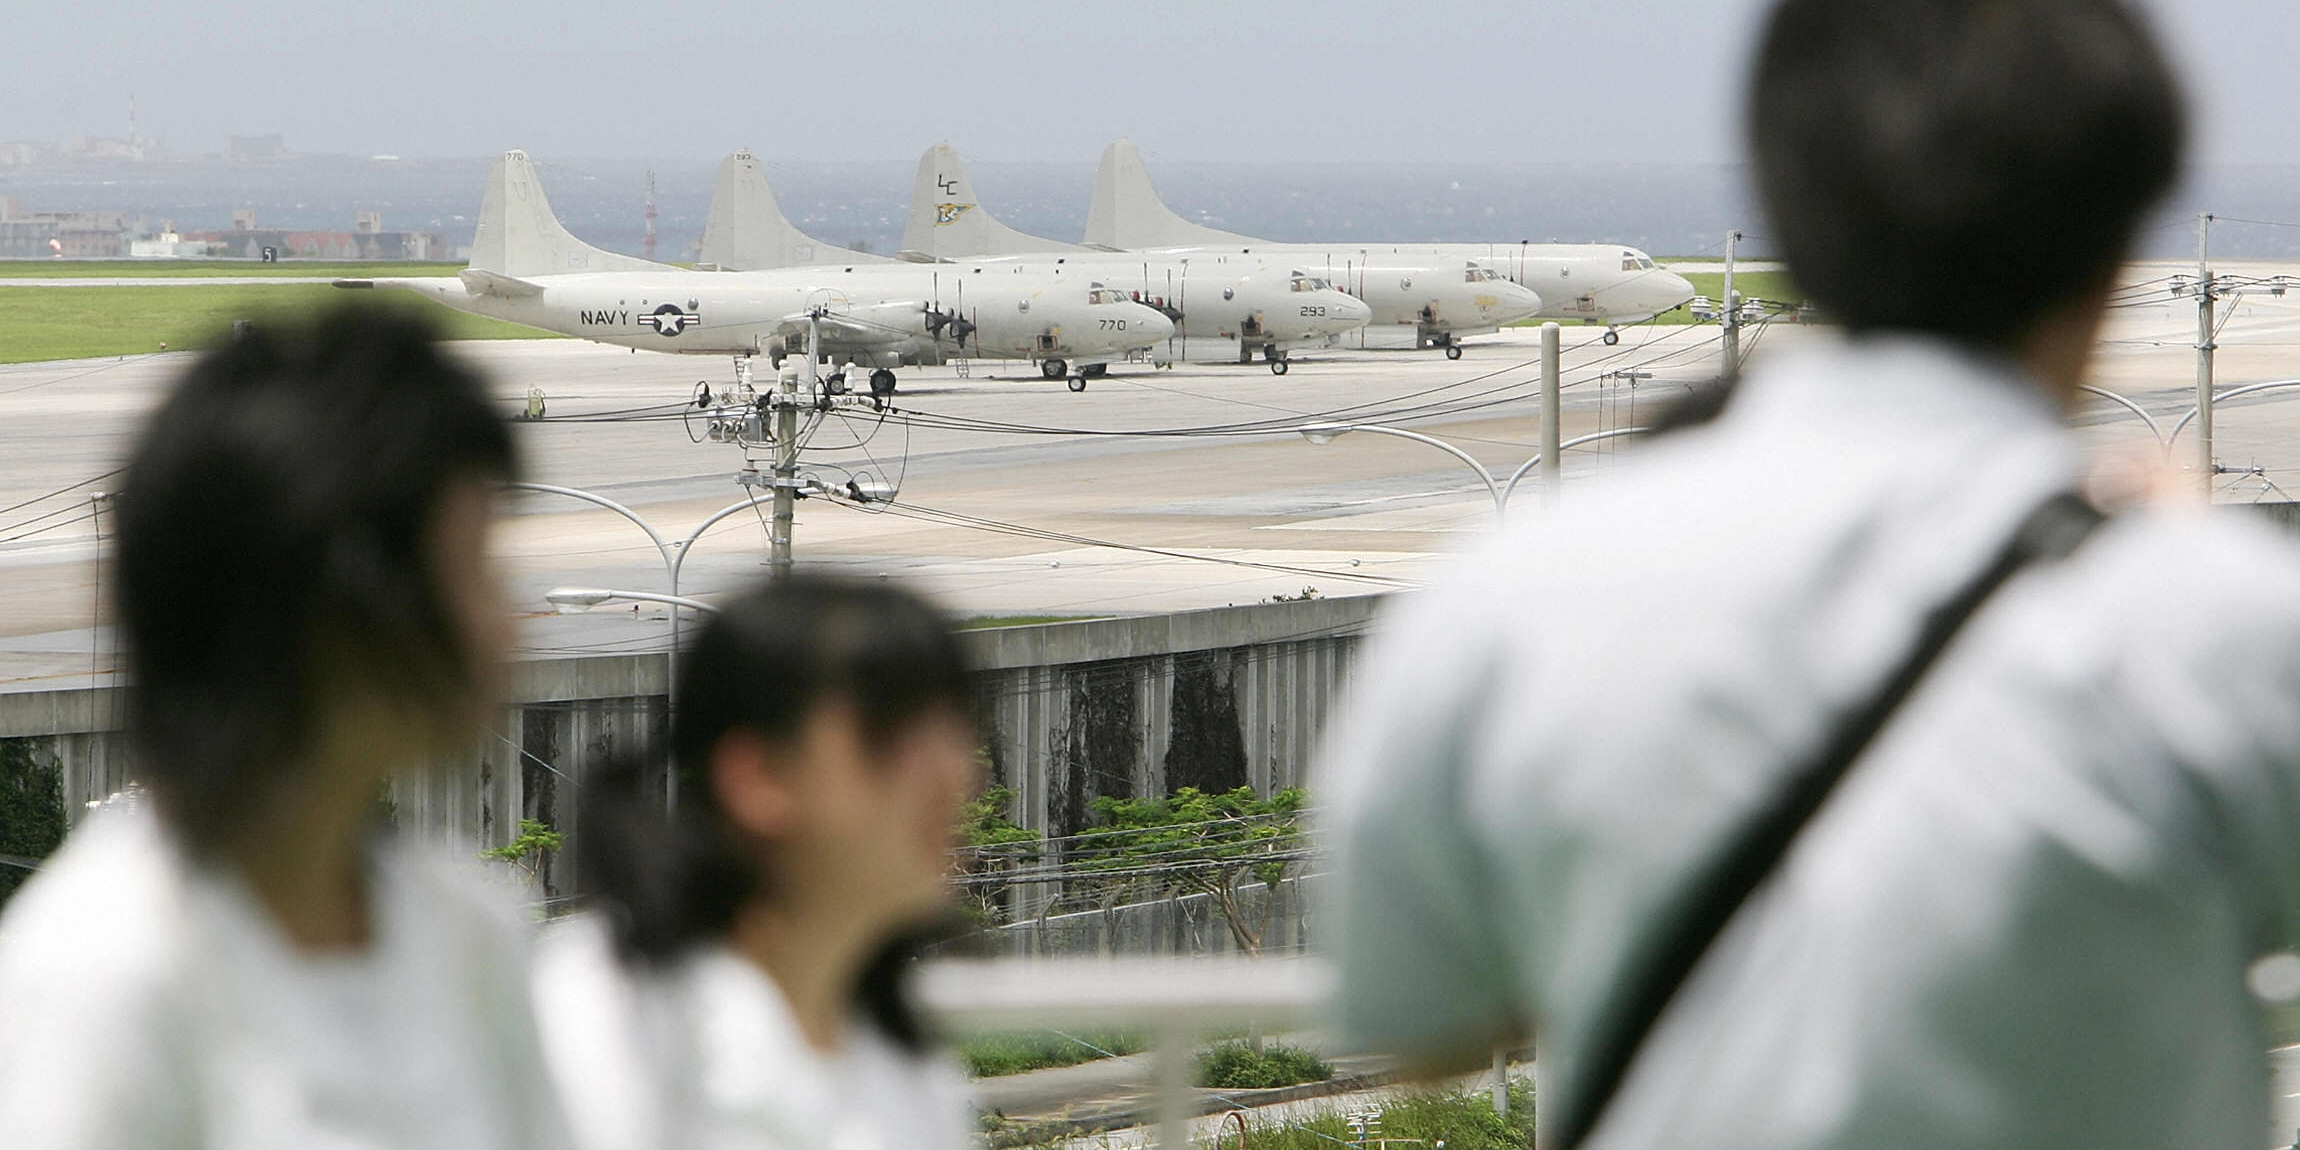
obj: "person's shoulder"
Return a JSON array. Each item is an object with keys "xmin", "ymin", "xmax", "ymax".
[
  {"xmin": 2096, "ymin": 506, "xmax": 2300, "ymax": 611},
  {"xmin": 0, "ymin": 804, "xmax": 195, "ymax": 1130},
  {"xmin": 532, "ymin": 911, "xmax": 634, "ymax": 1010},
  {"xmin": 0, "ymin": 803, "xmax": 187, "ymax": 997},
  {"xmin": 379, "ymin": 835, "xmax": 541, "ymax": 954}
]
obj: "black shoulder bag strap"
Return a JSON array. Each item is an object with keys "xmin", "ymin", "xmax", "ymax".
[{"xmin": 1552, "ymin": 490, "xmax": 2107, "ymax": 1150}]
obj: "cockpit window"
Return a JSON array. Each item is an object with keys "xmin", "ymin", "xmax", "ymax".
[
  {"xmin": 1087, "ymin": 287, "xmax": 1131, "ymax": 304},
  {"xmin": 1466, "ymin": 267, "xmax": 1505, "ymax": 283},
  {"xmin": 1290, "ymin": 275, "xmax": 1333, "ymax": 292},
  {"xmin": 1622, "ymin": 252, "xmax": 1657, "ymax": 271}
]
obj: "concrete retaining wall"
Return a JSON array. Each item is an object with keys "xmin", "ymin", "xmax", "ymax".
[{"xmin": 0, "ymin": 596, "xmax": 1381, "ymax": 900}]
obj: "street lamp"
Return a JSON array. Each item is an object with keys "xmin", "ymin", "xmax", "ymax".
[
  {"xmin": 1298, "ymin": 423, "xmax": 1655, "ymax": 516},
  {"xmin": 1295, "ymin": 423, "xmax": 1504, "ymax": 515},
  {"xmin": 544, "ymin": 587, "xmax": 722, "ymax": 615},
  {"xmin": 1498, "ymin": 427, "xmax": 1651, "ymax": 509}
]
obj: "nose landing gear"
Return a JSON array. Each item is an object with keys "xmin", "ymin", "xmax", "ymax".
[
  {"xmin": 868, "ymin": 368, "xmax": 898, "ymax": 399},
  {"xmin": 1040, "ymin": 358, "xmax": 1069, "ymax": 381},
  {"xmin": 1602, "ymin": 327, "xmax": 1622, "ymax": 346}
]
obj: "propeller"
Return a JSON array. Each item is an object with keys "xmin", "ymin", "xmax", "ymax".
[
  {"xmin": 924, "ymin": 306, "xmax": 975, "ymax": 348},
  {"xmin": 1139, "ymin": 293, "xmax": 1184, "ymax": 324}
]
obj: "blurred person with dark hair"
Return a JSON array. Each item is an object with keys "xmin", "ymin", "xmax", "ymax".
[
  {"xmin": 531, "ymin": 574, "xmax": 981, "ymax": 1150},
  {"xmin": 1322, "ymin": 3, "xmax": 2300, "ymax": 1149},
  {"xmin": 0, "ymin": 308, "xmax": 565, "ymax": 1147}
]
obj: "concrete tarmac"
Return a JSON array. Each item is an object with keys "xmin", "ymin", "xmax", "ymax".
[{"xmin": 6, "ymin": 261, "xmax": 2300, "ymax": 690}]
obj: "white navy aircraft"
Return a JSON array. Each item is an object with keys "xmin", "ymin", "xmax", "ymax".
[
  {"xmin": 1085, "ymin": 139, "xmax": 1698, "ymax": 347},
  {"xmin": 891, "ymin": 143, "xmax": 1546, "ymax": 358},
  {"xmin": 337, "ymin": 151, "xmax": 1176, "ymax": 395},
  {"xmin": 697, "ymin": 150, "xmax": 1383, "ymax": 376}
]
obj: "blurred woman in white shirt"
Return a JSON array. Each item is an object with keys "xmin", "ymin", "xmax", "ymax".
[
  {"xmin": 0, "ymin": 308, "xmax": 564, "ymax": 1149},
  {"xmin": 534, "ymin": 575, "xmax": 980, "ymax": 1150}
]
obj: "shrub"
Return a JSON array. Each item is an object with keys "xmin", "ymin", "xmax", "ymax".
[
  {"xmin": 1195, "ymin": 1041, "xmax": 1333, "ymax": 1090},
  {"xmin": 959, "ymin": 1028, "xmax": 1145, "ymax": 1078}
]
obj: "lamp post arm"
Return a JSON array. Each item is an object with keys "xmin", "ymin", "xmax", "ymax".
[
  {"xmin": 507, "ymin": 482, "xmax": 676, "ymax": 576},
  {"xmin": 1312, "ymin": 424, "xmax": 1503, "ymax": 513},
  {"xmin": 1500, "ymin": 427, "xmax": 1651, "ymax": 509},
  {"xmin": 2168, "ymin": 378, "xmax": 2300, "ymax": 448},
  {"xmin": 2075, "ymin": 385, "xmax": 2165, "ymax": 449},
  {"xmin": 667, "ymin": 491, "xmax": 779, "ymax": 594}
]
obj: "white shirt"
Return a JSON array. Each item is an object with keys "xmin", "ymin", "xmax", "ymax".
[
  {"xmin": 533, "ymin": 914, "xmax": 977, "ymax": 1150},
  {"xmin": 1325, "ymin": 334, "xmax": 2300, "ymax": 1150},
  {"xmin": 0, "ymin": 801, "xmax": 567, "ymax": 1150}
]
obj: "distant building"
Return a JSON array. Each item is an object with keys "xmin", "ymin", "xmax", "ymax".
[
  {"xmin": 129, "ymin": 225, "xmax": 215, "ymax": 258},
  {"xmin": 227, "ymin": 134, "xmax": 285, "ymax": 163},
  {"xmin": 185, "ymin": 211, "xmax": 446, "ymax": 260},
  {"xmin": 66, "ymin": 136, "xmax": 157, "ymax": 162},
  {"xmin": 0, "ymin": 207, "xmax": 135, "ymax": 257},
  {"xmin": 0, "ymin": 215, "xmax": 60, "ymax": 258},
  {"xmin": 0, "ymin": 142, "xmax": 58, "ymax": 166}
]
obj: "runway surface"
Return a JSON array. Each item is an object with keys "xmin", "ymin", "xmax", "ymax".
[{"xmin": 4, "ymin": 260, "xmax": 2298, "ymax": 690}]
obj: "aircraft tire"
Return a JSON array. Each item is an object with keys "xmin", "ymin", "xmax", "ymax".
[
  {"xmin": 1041, "ymin": 358, "xmax": 1068, "ymax": 381},
  {"xmin": 1603, "ymin": 329, "xmax": 1621, "ymax": 346},
  {"xmin": 1270, "ymin": 358, "xmax": 1289, "ymax": 376},
  {"xmin": 1445, "ymin": 345, "xmax": 1463, "ymax": 361},
  {"xmin": 869, "ymin": 368, "xmax": 898, "ymax": 398},
  {"xmin": 1067, "ymin": 374, "xmax": 1088, "ymax": 393}
]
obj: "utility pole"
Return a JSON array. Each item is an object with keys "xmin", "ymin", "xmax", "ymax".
[
  {"xmin": 1721, "ymin": 230, "xmax": 1744, "ymax": 379},
  {"xmin": 2196, "ymin": 212, "xmax": 2217, "ymax": 491},
  {"xmin": 770, "ymin": 316, "xmax": 814, "ymax": 577},
  {"xmin": 1541, "ymin": 321, "xmax": 1563, "ymax": 506}
]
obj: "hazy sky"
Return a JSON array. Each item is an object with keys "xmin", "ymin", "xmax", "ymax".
[{"xmin": 10, "ymin": 0, "xmax": 2295, "ymax": 166}]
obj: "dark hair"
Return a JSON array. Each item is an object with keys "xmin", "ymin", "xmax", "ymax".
[
  {"xmin": 580, "ymin": 574, "xmax": 974, "ymax": 1048},
  {"xmin": 116, "ymin": 306, "xmax": 518, "ymax": 853},
  {"xmin": 1750, "ymin": 0, "xmax": 2184, "ymax": 348}
]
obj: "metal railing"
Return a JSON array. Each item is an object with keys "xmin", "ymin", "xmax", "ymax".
[{"xmin": 916, "ymin": 955, "xmax": 1340, "ymax": 1150}]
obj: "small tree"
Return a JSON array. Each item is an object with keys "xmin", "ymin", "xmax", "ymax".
[
  {"xmin": 480, "ymin": 818, "xmax": 564, "ymax": 887},
  {"xmin": 954, "ymin": 783, "xmax": 1039, "ymax": 927},
  {"xmin": 0, "ymin": 741, "xmax": 66, "ymax": 911},
  {"xmin": 1079, "ymin": 785, "xmax": 1307, "ymax": 956}
]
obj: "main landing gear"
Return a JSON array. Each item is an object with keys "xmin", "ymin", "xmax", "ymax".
[
  {"xmin": 1041, "ymin": 358, "xmax": 1068, "ymax": 381},
  {"xmin": 1066, "ymin": 363, "xmax": 1107, "ymax": 392}
]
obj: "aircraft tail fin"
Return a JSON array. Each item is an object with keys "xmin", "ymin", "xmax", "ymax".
[
  {"xmin": 898, "ymin": 142, "xmax": 1086, "ymax": 261},
  {"xmin": 1085, "ymin": 139, "xmax": 1262, "ymax": 250},
  {"xmin": 468, "ymin": 150, "xmax": 669, "ymax": 277},
  {"xmin": 698, "ymin": 150, "xmax": 891, "ymax": 270}
]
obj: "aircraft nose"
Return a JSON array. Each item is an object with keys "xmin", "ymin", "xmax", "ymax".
[
  {"xmin": 1335, "ymin": 294, "xmax": 1373, "ymax": 326},
  {"xmin": 1660, "ymin": 272, "xmax": 1697, "ymax": 308},
  {"xmin": 1500, "ymin": 281, "xmax": 1545, "ymax": 320},
  {"xmin": 1136, "ymin": 304, "xmax": 1176, "ymax": 341}
]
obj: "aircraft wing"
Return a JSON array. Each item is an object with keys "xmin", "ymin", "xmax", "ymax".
[
  {"xmin": 460, "ymin": 268, "xmax": 546, "ymax": 298},
  {"xmin": 776, "ymin": 303, "xmax": 924, "ymax": 344}
]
